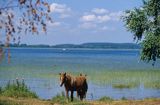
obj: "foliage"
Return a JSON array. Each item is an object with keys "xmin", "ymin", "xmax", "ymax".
[
  {"xmin": 0, "ymin": 78, "xmax": 38, "ymax": 98},
  {"xmin": 123, "ymin": 0, "xmax": 160, "ymax": 64},
  {"xmin": 0, "ymin": 0, "xmax": 52, "ymax": 63}
]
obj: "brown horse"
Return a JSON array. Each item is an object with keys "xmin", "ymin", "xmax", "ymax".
[
  {"xmin": 77, "ymin": 73, "xmax": 87, "ymax": 99},
  {"xmin": 59, "ymin": 72, "xmax": 88, "ymax": 101}
]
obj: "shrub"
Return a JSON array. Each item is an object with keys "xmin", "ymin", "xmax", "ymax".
[{"xmin": 1, "ymin": 78, "xmax": 38, "ymax": 98}]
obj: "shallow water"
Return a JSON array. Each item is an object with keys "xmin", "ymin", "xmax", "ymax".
[{"xmin": 0, "ymin": 48, "xmax": 160, "ymax": 100}]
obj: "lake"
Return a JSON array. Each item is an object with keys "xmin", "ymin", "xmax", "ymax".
[{"xmin": 0, "ymin": 48, "xmax": 160, "ymax": 100}]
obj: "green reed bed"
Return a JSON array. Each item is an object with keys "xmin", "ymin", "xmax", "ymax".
[
  {"xmin": 144, "ymin": 81, "xmax": 160, "ymax": 89},
  {"xmin": 1, "ymin": 67, "xmax": 160, "ymax": 89},
  {"xmin": 99, "ymin": 96, "xmax": 114, "ymax": 102},
  {"xmin": 112, "ymin": 83, "xmax": 137, "ymax": 89},
  {"xmin": 86, "ymin": 70, "xmax": 160, "ymax": 89},
  {"xmin": 0, "ymin": 78, "xmax": 38, "ymax": 98}
]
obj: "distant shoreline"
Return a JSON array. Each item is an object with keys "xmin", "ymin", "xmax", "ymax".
[
  {"xmin": 0, "ymin": 42, "xmax": 141, "ymax": 50},
  {"xmin": 3, "ymin": 47, "xmax": 141, "ymax": 51}
]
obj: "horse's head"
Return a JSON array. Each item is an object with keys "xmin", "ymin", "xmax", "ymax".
[{"xmin": 59, "ymin": 72, "xmax": 67, "ymax": 87}]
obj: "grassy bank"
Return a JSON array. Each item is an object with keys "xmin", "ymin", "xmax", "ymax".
[{"xmin": 1, "ymin": 96, "xmax": 160, "ymax": 105}]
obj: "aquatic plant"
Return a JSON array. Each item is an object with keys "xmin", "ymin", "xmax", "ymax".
[
  {"xmin": 0, "ymin": 78, "xmax": 38, "ymax": 98},
  {"xmin": 121, "ymin": 96, "xmax": 128, "ymax": 100},
  {"xmin": 87, "ymin": 70, "xmax": 160, "ymax": 89},
  {"xmin": 112, "ymin": 83, "xmax": 138, "ymax": 89},
  {"xmin": 99, "ymin": 96, "xmax": 114, "ymax": 102}
]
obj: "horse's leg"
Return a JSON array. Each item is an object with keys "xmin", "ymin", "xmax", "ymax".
[
  {"xmin": 80, "ymin": 93, "xmax": 83, "ymax": 101},
  {"xmin": 76, "ymin": 91, "xmax": 79, "ymax": 98},
  {"xmin": 65, "ymin": 90, "xmax": 69, "ymax": 100},
  {"xmin": 84, "ymin": 91, "xmax": 86, "ymax": 98},
  {"xmin": 71, "ymin": 91, "xmax": 74, "ymax": 101}
]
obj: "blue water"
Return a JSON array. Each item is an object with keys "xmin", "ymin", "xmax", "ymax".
[{"xmin": 0, "ymin": 48, "xmax": 160, "ymax": 100}]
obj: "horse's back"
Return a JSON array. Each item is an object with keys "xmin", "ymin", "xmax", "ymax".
[{"xmin": 75, "ymin": 76, "xmax": 88, "ymax": 90}]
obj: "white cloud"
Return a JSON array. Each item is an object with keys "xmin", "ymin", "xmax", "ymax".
[
  {"xmin": 79, "ymin": 8, "xmax": 123, "ymax": 31},
  {"xmin": 109, "ymin": 11, "xmax": 123, "ymax": 21},
  {"xmin": 50, "ymin": 3, "xmax": 71, "ymax": 18},
  {"xmin": 81, "ymin": 14, "xmax": 111, "ymax": 23},
  {"xmin": 79, "ymin": 22, "xmax": 96, "ymax": 29},
  {"xmin": 97, "ymin": 15, "xmax": 111, "ymax": 23},
  {"xmin": 99, "ymin": 26, "xmax": 115, "ymax": 31},
  {"xmin": 48, "ymin": 21, "xmax": 61, "ymax": 27},
  {"xmin": 101, "ymin": 26, "xmax": 109, "ymax": 30},
  {"xmin": 92, "ymin": 8, "xmax": 109, "ymax": 14},
  {"xmin": 81, "ymin": 14, "xmax": 96, "ymax": 22},
  {"xmin": 80, "ymin": 9, "xmax": 123, "ymax": 23},
  {"xmin": 50, "ymin": 3, "xmax": 71, "ymax": 13}
]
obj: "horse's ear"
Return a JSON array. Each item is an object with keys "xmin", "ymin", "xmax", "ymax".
[
  {"xmin": 85, "ymin": 74, "xmax": 87, "ymax": 77},
  {"xmin": 59, "ymin": 73, "xmax": 61, "ymax": 75},
  {"xmin": 64, "ymin": 72, "xmax": 66, "ymax": 75}
]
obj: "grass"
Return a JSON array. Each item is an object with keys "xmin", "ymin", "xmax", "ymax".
[
  {"xmin": 0, "ymin": 79, "xmax": 38, "ymax": 98},
  {"xmin": 1, "ymin": 64, "xmax": 160, "ymax": 89},
  {"xmin": 144, "ymin": 81, "xmax": 160, "ymax": 89},
  {"xmin": 99, "ymin": 96, "xmax": 114, "ymax": 102},
  {"xmin": 51, "ymin": 91, "xmax": 68, "ymax": 104},
  {"xmin": 87, "ymin": 70, "xmax": 160, "ymax": 89},
  {"xmin": 0, "ymin": 96, "xmax": 51, "ymax": 105},
  {"xmin": 51, "ymin": 91, "xmax": 89, "ymax": 105},
  {"xmin": 0, "ymin": 96, "xmax": 160, "ymax": 105},
  {"xmin": 112, "ymin": 83, "xmax": 138, "ymax": 89}
]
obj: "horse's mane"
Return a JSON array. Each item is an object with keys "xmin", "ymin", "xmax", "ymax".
[{"xmin": 66, "ymin": 74, "xmax": 75, "ymax": 86}]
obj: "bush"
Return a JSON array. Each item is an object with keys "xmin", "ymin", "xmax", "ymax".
[{"xmin": 1, "ymin": 78, "xmax": 38, "ymax": 98}]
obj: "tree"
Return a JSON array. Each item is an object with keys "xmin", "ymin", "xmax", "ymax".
[
  {"xmin": 123, "ymin": 0, "xmax": 160, "ymax": 65},
  {"xmin": 0, "ymin": 0, "xmax": 52, "ymax": 63}
]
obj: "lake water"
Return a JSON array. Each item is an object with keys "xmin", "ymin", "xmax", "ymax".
[{"xmin": 0, "ymin": 48, "xmax": 160, "ymax": 100}]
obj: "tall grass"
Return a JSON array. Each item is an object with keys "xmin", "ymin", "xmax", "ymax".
[
  {"xmin": 51, "ymin": 91, "xmax": 89, "ymax": 105},
  {"xmin": 0, "ymin": 78, "xmax": 38, "ymax": 98},
  {"xmin": 87, "ymin": 70, "xmax": 160, "ymax": 89},
  {"xmin": 99, "ymin": 96, "xmax": 114, "ymax": 102}
]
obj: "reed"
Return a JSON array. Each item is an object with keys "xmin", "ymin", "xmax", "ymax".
[{"xmin": 0, "ymin": 78, "xmax": 38, "ymax": 98}]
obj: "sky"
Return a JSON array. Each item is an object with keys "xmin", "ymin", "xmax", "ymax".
[{"xmin": 21, "ymin": 0, "xmax": 142, "ymax": 45}]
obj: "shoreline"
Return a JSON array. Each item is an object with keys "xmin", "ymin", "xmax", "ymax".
[
  {"xmin": 2, "ymin": 47, "xmax": 140, "ymax": 51},
  {"xmin": 0, "ymin": 96, "xmax": 160, "ymax": 105}
]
